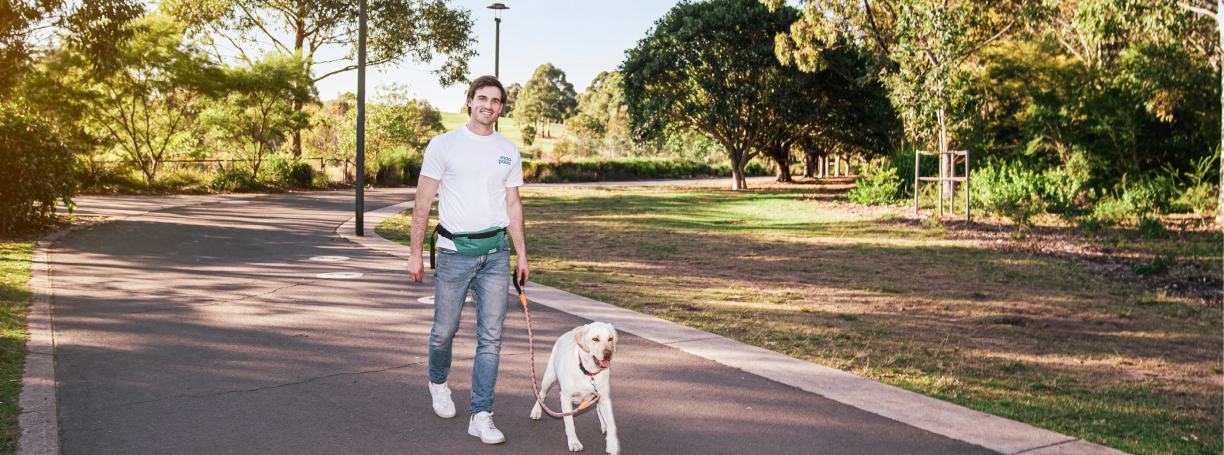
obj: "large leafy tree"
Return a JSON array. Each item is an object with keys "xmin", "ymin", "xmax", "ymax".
[
  {"xmin": 622, "ymin": 0, "xmax": 809, "ymax": 190},
  {"xmin": 362, "ymin": 83, "xmax": 445, "ymax": 155},
  {"xmin": 203, "ymin": 52, "xmax": 315, "ymax": 178},
  {"xmin": 764, "ymin": 0, "xmax": 1027, "ymax": 192},
  {"xmin": 31, "ymin": 14, "xmax": 223, "ymax": 184},
  {"xmin": 569, "ymin": 71, "xmax": 628, "ymax": 140},
  {"xmin": 164, "ymin": 0, "xmax": 477, "ymax": 155},
  {"xmin": 515, "ymin": 63, "xmax": 577, "ymax": 138},
  {"xmin": 0, "ymin": 0, "xmax": 144, "ymax": 95}
]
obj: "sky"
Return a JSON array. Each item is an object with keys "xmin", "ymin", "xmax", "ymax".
[{"xmin": 310, "ymin": 0, "xmax": 683, "ymax": 113}]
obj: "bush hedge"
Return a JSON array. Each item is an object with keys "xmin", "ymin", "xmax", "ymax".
[
  {"xmin": 522, "ymin": 158, "xmax": 765, "ymax": 183},
  {"xmin": 0, "ymin": 108, "xmax": 77, "ymax": 233}
]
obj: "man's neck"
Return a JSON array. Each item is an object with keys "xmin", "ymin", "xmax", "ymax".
[{"xmin": 466, "ymin": 119, "xmax": 496, "ymax": 136}]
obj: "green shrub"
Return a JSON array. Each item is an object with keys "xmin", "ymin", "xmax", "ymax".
[
  {"xmin": 744, "ymin": 159, "xmax": 770, "ymax": 176},
  {"xmin": 1135, "ymin": 217, "xmax": 1167, "ymax": 239},
  {"xmin": 1175, "ymin": 153, "xmax": 1219, "ymax": 216},
  {"xmin": 520, "ymin": 158, "xmax": 731, "ymax": 183},
  {"xmin": 288, "ymin": 162, "xmax": 313, "ymax": 187},
  {"xmin": 261, "ymin": 154, "xmax": 313, "ymax": 187},
  {"xmin": 891, "ymin": 146, "xmax": 940, "ymax": 199},
  {"xmin": 156, "ymin": 167, "xmax": 209, "ymax": 190},
  {"xmin": 1080, "ymin": 197, "xmax": 1131, "ymax": 231},
  {"xmin": 847, "ymin": 159, "xmax": 901, "ymax": 205},
  {"xmin": 1040, "ymin": 166, "xmax": 1088, "ymax": 217},
  {"xmin": 208, "ymin": 168, "xmax": 262, "ymax": 192},
  {"xmin": 1123, "ymin": 175, "xmax": 1178, "ymax": 218},
  {"xmin": 1130, "ymin": 255, "xmax": 1172, "ymax": 275},
  {"xmin": 0, "ymin": 108, "xmax": 77, "ymax": 233},
  {"xmin": 369, "ymin": 148, "xmax": 423, "ymax": 187},
  {"xmin": 972, "ymin": 161, "xmax": 1046, "ymax": 229},
  {"xmin": 521, "ymin": 125, "xmax": 536, "ymax": 147}
]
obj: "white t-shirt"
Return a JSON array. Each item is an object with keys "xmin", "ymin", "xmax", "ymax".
[{"xmin": 420, "ymin": 125, "xmax": 523, "ymax": 250}]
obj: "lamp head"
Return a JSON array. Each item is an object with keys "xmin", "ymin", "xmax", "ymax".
[{"xmin": 487, "ymin": 2, "xmax": 508, "ymax": 19}]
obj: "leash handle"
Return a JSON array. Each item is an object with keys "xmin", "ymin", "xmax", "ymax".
[
  {"xmin": 516, "ymin": 270, "xmax": 600, "ymax": 417},
  {"xmin": 512, "ymin": 270, "xmax": 524, "ymax": 295}
]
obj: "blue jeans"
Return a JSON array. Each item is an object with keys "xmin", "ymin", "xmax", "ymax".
[{"xmin": 428, "ymin": 243, "xmax": 510, "ymax": 415}]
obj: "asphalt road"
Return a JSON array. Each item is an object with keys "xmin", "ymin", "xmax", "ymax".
[{"xmin": 49, "ymin": 189, "xmax": 998, "ymax": 454}]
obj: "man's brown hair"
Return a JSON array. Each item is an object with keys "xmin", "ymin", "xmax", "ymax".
[{"xmin": 465, "ymin": 75, "xmax": 506, "ymax": 115}]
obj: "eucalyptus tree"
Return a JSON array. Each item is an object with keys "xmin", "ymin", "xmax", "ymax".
[
  {"xmin": 622, "ymin": 0, "xmax": 809, "ymax": 190},
  {"xmin": 164, "ymin": 0, "xmax": 477, "ymax": 155},
  {"xmin": 515, "ymin": 63, "xmax": 577, "ymax": 137},
  {"xmin": 569, "ymin": 71, "xmax": 628, "ymax": 140}
]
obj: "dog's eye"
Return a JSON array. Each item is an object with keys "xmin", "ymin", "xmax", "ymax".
[{"xmin": 591, "ymin": 337, "xmax": 600, "ymax": 342}]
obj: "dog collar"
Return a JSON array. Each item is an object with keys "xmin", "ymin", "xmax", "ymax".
[{"xmin": 578, "ymin": 351, "xmax": 602, "ymax": 376}]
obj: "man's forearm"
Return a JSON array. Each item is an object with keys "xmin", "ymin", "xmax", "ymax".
[{"xmin": 410, "ymin": 197, "xmax": 431, "ymax": 256}]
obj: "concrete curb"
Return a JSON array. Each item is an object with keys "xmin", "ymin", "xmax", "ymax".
[
  {"xmin": 342, "ymin": 201, "xmax": 1130, "ymax": 455},
  {"xmin": 17, "ymin": 194, "xmax": 263, "ymax": 455},
  {"xmin": 17, "ymin": 227, "xmax": 69, "ymax": 455}
]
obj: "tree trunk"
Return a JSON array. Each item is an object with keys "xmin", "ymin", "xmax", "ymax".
[
  {"xmin": 291, "ymin": 99, "xmax": 304, "ymax": 157},
  {"xmin": 1218, "ymin": 1, "xmax": 1223, "ymax": 222},
  {"xmin": 803, "ymin": 152, "xmax": 816, "ymax": 178},
  {"xmin": 730, "ymin": 153, "xmax": 745, "ymax": 190},
  {"xmin": 764, "ymin": 140, "xmax": 793, "ymax": 183}
]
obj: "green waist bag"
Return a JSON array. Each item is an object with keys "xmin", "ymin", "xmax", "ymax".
[{"xmin": 430, "ymin": 225, "xmax": 506, "ymax": 268}]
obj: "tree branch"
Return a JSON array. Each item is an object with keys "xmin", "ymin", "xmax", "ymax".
[{"xmin": 1179, "ymin": 2, "xmax": 1218, "ymax": 18}]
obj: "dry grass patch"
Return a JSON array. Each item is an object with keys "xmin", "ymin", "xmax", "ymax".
[{"xmin": 378, "ymin": 184, "xmax": 1222, "ymax": 455}]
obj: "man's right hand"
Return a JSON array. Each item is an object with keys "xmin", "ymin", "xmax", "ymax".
[{"xmin": 407, "ymin": 255, "xmax": 424, "ymax": 283}]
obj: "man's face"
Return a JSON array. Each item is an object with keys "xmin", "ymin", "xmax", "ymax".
[{"xmin": 467, "ymin": 85, "xmax": 503, "ymax": 127}]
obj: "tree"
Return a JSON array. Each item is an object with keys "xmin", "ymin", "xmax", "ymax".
[
  {"xmin": 362, "ymin": 83, "xmax": 445, "ymax": 155},
  {"xmin": 570, "ymin": 71, "xmax": 628, "ymax": 140},
  {"xmin": 515, "ymin": 63, "xmax": 577, "ymax": 138},
  {"xmin": 1114, "ymin": 0, "xmax": 1222, "ymax": 218},
  {"xmin": 164, "ymin": 0, "xmax": 478, "ymax": 155},
  {"xmin": 502, "ymin": 82, "xmax": 522, "ymax": 117},
  {"xmin": 203, "ymin": 52, "xmax": 314, "ymax": 178},
  {"xmin": 764, "ymin": 0, "xmax": 1028, "ymax": 195},
  {"xmin": 32, "ymin": 14, "xmax": 222, "ymax": 184},
  {"xmin": 622, "ymin": 0, "xmax": 805, "ymax": 190},
  {"xmin": 0, "ymin": 0, "xmax": 144, "ymax": 95},
  {"xmin": 0, "ymin": 106, "xmax": 77, "ymax": 233}
]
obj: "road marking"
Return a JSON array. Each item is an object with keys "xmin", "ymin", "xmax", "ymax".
[
  {"xmin": 317, "ymin": 272, "xmax": 363, "ymax": 278},
  {"xmin": 310, "ymin": 256, "xmax": 349, "ymax": 261}
]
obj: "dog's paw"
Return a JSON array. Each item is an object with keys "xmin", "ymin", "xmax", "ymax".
[
  {"xmin": 568, "ymin": 439, "xmax": 584, "ymax": 452},
  {"xmin": 605, "ymin": 439, "xmax": 620, "ymax": 454},
  {"xmin": 529, "ymin": 405, "xmax": 542, "ymax": 420}
]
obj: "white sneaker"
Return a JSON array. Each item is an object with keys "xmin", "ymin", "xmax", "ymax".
[
  {"xmin": 428, "ymin": 382, "xmax": 455, "ymax": 418},
  {"xmin": 468, "ymin": 411, "xmax": 505, "ymax": 444}
]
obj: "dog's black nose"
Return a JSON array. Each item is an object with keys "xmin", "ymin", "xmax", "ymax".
[{"xmin": 602, "ymin": 350, "xmax": 613, "ymax": 360}]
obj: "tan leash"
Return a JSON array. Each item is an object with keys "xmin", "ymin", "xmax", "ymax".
[{"xmin": 513, "ymin": 271, "xmax": 600, "ymax": 417}]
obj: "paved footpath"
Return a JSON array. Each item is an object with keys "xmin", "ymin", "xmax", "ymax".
[{"xmin": 23, "ymin": 183, "xmax": 1125, "ymax": 454}]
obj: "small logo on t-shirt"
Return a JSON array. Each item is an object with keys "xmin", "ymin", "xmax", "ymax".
[{"xmin": 498, "ymin": 156, "xmax": 512, "ymax": 165}]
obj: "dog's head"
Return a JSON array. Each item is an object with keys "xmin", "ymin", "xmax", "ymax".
[{"xmin": 574, "ymin": 322, "xmax": 617, "ymax": 370}]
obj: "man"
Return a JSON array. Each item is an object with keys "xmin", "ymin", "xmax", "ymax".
[{"xmin": 406, "ymin": 75, "xmax": 529, "ymax": 444}]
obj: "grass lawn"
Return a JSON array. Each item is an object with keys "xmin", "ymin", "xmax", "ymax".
[
  {"xmin": 377, "ymin": 183, "xmax": 1222, "ymax": 455},
  {"xmin": 441, "ymin": 111, "xmax": 567, "ymax": 156},
  {"xmin": 0, "ymin": 240, "xmax": 34, "ymax": 453}
]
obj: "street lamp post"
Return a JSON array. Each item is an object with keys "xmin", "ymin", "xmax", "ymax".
[
  {"xmin": 487, "ymin": 3, "xmax": 508, "ymax": 131},
  {"xmin": 355, "ymin": 0, "xmax": 368, "ymax": 235}
]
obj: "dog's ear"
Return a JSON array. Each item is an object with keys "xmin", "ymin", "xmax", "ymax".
[
  {"xmin": 609, "ymin": 327, "xmax": 618, "ymax": 352},
  {"xmin": 573, "ymin": 325, "xmax": 590, "ymax": 353}
]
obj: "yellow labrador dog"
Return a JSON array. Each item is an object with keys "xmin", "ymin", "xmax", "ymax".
[{"xmin": 529, "ymin": 322, "xmax": 620, "ymax": 454}]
